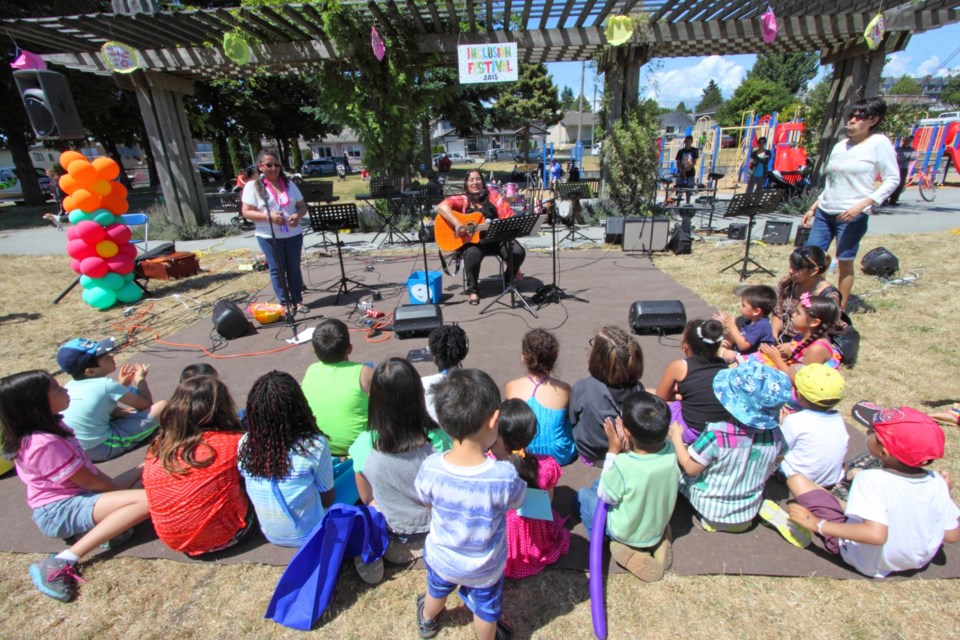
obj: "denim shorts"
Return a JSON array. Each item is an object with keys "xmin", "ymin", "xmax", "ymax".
[
  {"xmin": 425, "ymin": 562, "xmax": 504, "ymax": 623},
  {"xmin": 806, "ymin": 207, "xmax": 870, "ymax": 261},
  {"xmin": 85, "ymin": 411, "xmax": 159, "ymax": 463},
  {"xmin": 32, "ymin": 492, "xmax": 99, "ymax": 539}
]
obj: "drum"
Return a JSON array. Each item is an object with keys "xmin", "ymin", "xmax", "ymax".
[
  {"xmin": 486, "ymin": 182, "xmax": 500, "ymax": 194},
  {"xmin": 504, "ymin": 182, "xmax": 519, "ymax": 199}
]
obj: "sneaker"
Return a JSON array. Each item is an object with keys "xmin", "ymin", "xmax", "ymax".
[
  {"xmin": 609, "ymin": 540, "xmax": 664, "ymax": 582},
  {"xmin": 495, "ymin": 618, "xmax": 515, "ymax": 640},
  {"xmin": 652, "ymin": 525, "xmax": 673, "ymax": 572},
  {"xmin": 296, "ymin": 303, "xmax": 310, "ymax": 314},
  {"xmin": 100, "ymin": 528, "xmax": 134, "ymax": 551},
  {"xmin": 759, "ymin": 499, "xmax": 812, "ymax": 548},
  {"xmin": 416, "ymin": 592, "xmax": 441, "ymax": 639},
  {"xmin": 353, "ymin": 555, "xmax": 384, "ymax": 584},
  {"xmin": 29, "ymin": 555, "xmax": 83, "ymax": 602},
  {"xmin": 693, "ymin": 516, "xmax": 751, "ymax": 533}
]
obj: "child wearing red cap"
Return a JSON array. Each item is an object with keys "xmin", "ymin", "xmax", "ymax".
[{"xmin": 784, "ymin": 407, "xmax": 960, "ymax": 577}]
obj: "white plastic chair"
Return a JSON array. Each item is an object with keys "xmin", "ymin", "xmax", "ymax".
[{"xmin": 120, "ymin": 213, "xmax": 149, "ymax": 252}]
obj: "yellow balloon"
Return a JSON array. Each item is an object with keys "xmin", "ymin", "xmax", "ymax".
[
  {"xmin": 90, "ymin": 179, "xmax": 112, "ymax": 197},
  {"xmin": 96, "ymin": 240, "xmax": 119, "ymax": 259}
]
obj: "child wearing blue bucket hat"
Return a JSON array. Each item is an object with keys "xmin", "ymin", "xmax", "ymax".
[{"xmin": 668, "ymin": 360, "xmax": 791, "ymax": 532}]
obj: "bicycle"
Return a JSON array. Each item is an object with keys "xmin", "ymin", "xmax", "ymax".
[{"xmin": 904, "ymin": 161, "xmax": 937, "ymax": 202}]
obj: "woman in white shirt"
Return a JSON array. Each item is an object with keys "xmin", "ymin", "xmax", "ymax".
[
  {"xmin": 241, "ymin": 150, "xmax": 309, "ymax": 315},
  {"xmin": 801, "ymin": 97, "xmax": 899, "ymax": 309}
]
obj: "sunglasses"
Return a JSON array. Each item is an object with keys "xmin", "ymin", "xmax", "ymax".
[
  {"xmin": 261, "ymin": 163, "xmax": 280, "ymax": 168},
  {"xmin": 847, "ymin": 112, "xmax": 870, "ymax": 121}
]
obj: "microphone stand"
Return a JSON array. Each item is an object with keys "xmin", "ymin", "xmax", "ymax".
[{"xmin": 535, "ymin": 189, "xmax": 589, "ymax": 309}]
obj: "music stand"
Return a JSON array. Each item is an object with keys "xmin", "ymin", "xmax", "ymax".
[
  {"xmin": 554, "ymin": 183, "xmax": 592, "ymax": 243},
  {"xmin": 368, "ymin": 177, "xmax": 412, "ymax": 246},
  {"xmin": 308, "ymin": 203, "xmax": 370, "ymax": 303},
  {"xmin": 695, "ymin": 172, "xmax": 724, "ymax": 233},
  {"xmin": 719, "ymin": 190, "xmax": 783, "ymax": 281},
  {"xmin": 479, "ymin": 214, "xmax": 543, "ymax": 318}
]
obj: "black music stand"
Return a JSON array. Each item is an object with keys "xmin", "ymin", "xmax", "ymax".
[
  {"xmin": 308, "ymin": 203, "xmax": 370, "ymax": 303},
  {"xmin": 479, "ymin": 215, "xmax": 542, "ymax": 318},
  {"xmin": 695, "ymin": 172, "xmax": 724, "ymax": 233},
  {"xmin": 367, "ymin": 177, "xmax": 411, "ymax": 246},
  {"xmin": 719, "ymin": 190, "xmax": 783, "ymax": 281},
  {"xmin": 554, "ymin": 183, "xmax": 592, "ymax": 243}
]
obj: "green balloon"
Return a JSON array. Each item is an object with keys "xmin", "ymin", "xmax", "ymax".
[
  {"xmin": 122, "ymin": 272, "xmax": 135, "ymax": 283},
  {"xmin": 116, "ymin": 282, "xmax": 143, "ymax": 303},
  {"xmin": 93, "ymin": 210, "xmax": 115, "ymax": 226},
  {"xmin": 82, "ymin": 286, "xmax": 117, "ymax": 310},
  {"xmin": 79, "ymin": 275, "xmax": 95, "ymax": 288},
  {"xmin": 101, "ymin": 272, "xmax": 124, "ymax": 290},
  {"xmin": 69, "ymin": 210, "xmax": 94, "ymax": 224}
]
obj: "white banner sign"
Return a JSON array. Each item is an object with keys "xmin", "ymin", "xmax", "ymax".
[{"xmin": 458, "ymin": 43, "xmax": 518, "ymax": 84}]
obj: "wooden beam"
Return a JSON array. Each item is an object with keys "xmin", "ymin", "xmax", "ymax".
[
  {"xmin": 368, "ymin": 1, "xmax": 396, "ymax": 37},
  {"xmin": 281, "ymin": 4, "xmax": 327, "ymax": 38},
  {"xmin": 260, "ymin": 5, "xmax": 314, "ymax": 40},
  {"xmin": 574, "ymin": 0, "xmax": 602, "ymax": 28},
  {"xmin": 466, "ymin": 0, "xmax": 477, "ymax": 31},
  {"xmin": 540, "ymin": 0, "xmax": 557, "ymax": 29},
  {"xmin": 405, "ymin": 0, "xmax": 429, "ymax": 32}
]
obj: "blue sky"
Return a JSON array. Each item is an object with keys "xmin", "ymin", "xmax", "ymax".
[{"xmin": 546, "ymin": 23, "xmax": 960, "ymax": 109}]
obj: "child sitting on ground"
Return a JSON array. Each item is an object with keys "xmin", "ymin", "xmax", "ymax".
[
  {"xmin": 57, "ymin": 337, "xmax": 166, "ymax": 462},
  {"xmin": 715, "ymin": 284, "xmax": 776, "ymax": 361},
  {"xmin": 571, "ymin": 325, "xmax": 645, "ymax": 465},
  {"xmin": 577, "ymin": 391, "xmax": 678, "ymax": 582},
  {"xmin": 493, "ymin": 399, "xmax": 570, "ymax": 579},
  {"xmin": 415, "ymin": 369, "xmax": 526, "ymax": 640},
  {"xmin": 301, "ymin": 318, "xmax": 374, "ymax": 456},
  {"xmin": 143, "ymin": 375, "xmax": 251, "ymax": 557},
  {"xmin": 0, "ymin": 370, "xmax": 149, "ymax": 602},
  {"xmin": 655, "ymin": 319, "xmax": 731, "ymax": 445},
  {"xmin": 350, "ymin": 358, "xmax": 451, "ymax": 565},
  {"xmin": 238, "ymin": 371, "xmax": 335, "ymax": 548},
  {"xmin": 669, "ymin": 360, "xmax": 790, "ymax": 532},
  {"xmin": 785, "ymin": 407, "xmax": 960, "ymax": 577},
  {"xmin": 759, "ymin": 294, "xmax": 841, "ymax": 379},
  {"xmin": 504, "ymin": 328, "xmax": 576, "ymax": 465},
  {"xmin": 421, "ymin": 324, "xmax": 470, "ymax": 423}
]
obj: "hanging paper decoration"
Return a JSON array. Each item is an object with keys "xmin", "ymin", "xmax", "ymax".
[
  {"xmin": 864, "ymin": 13, "xmax": 885, "ymax": 51},
  {"xmin": 10, "ymin": 50, "xmax": 47, "ymax": 71},
  {"xmin": 371, "ymin": 26, "xmax": 386, "ymax": 62},
  {"xmin": 58, "ymin": 150, "xmax": 143, "ymax": 310},
  {"xmin": 605, "ymin": 15, "xmax": 634, "ymax": 47},
  {"xmin": 101, "ymin": 41, "xmax": 140, "ymax": 73},
  {"xmin": 761, "ymin": 8, "xmax": 778, "ymax": 44},
  {"xmin": 223, "ymin": 32, "xmax": 252, "ymax": 66}
]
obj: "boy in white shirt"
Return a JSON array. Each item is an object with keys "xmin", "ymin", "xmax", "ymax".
[{"xmin": 784, "ymin": 407, "xmax": 960, "ymax": 577}]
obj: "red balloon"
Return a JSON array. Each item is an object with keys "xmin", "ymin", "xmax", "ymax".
[
  {"xmin": 75, "ymin": 220, "xmax": 107, "ymax": 245},
  {"xmin": 118, "ymin": 243, "xmax": 138, "ymax": 259},
  {"xmin": 105, "ymin": 223, "xmax": 132, "ymax": 245},
  {"xmin": 66, "ymin": 239, "xmax": 97, "ymax": 260},
  {"xmin": 70, "ymin": 258, "xmax": 81, "ymax": 274},
  {"xmin": 66, "ymin": 226, "xmax": 79, "ymax": 241},
  {"xmin": 106, "ymin": 255, "xmax": 135, "ymax": 275},
  {"xmin": 79, "ymin": 256, "xmax": 109, "ymax": 278}
]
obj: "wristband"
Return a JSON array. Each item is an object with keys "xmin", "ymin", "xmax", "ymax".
[
  {"xmin": 817, "ymin": 519, "xmax": 826, "ymax": 536},
  {"xmin": 127, "ymin": 386, "xmax": 139, "ymax": 395}
]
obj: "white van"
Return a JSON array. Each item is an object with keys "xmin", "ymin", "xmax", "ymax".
[{"xmin": 0, "ymin": 166, "xmax": 51, "ymax": 204}]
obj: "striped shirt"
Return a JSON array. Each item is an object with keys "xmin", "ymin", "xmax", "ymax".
[
  {"xmin": 415, "ymin": 452, "xmax": 526, "ymax": 587},
  {"xmin": 679, "ymin": 422, "xmax": 785, "ymax": 525}
]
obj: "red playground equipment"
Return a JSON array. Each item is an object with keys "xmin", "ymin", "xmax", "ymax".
[{"xmin": 907, "ymin": 115, "xmax": 960, "ymax": 184}]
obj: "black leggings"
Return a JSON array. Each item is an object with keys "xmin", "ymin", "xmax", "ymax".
[{"xmin": 462, "ymin": 241, "xmax": 525, "ymax": 294}]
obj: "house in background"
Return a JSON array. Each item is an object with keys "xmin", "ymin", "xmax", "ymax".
[
  {"xmin": 431, "ymin": 120, "xmax": 550, "ymax": 158},
  {"xmin": 660, "ymin": 111, "xmax": 696, "ymax": 136},
  {"xmin": 306, "ymin": 128, "xmax": 364, "ymax": 167},
  {"xmin": 547, "ymin": 111, "xmax": 599, "ymax": 148}
]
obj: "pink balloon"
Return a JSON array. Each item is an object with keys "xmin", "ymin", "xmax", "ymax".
[
  {"xmin": 66, "ymin": 239, "xmax": 97, "ymax": 260},
  {"xmin": 70, "ymin": 258, "xmax": 81, "ymax": 274},
  {"xmin": 75, "ymin": 220, "xmax": 107, "ymax": 245},
  {"xmin": 66, "ymin": 226, "xmax": 79, "ymax": 241},
  {"xmin": 106, "ymin": 255, "xmax": 135, "ymax": 275},
  {"xmin": 105, "ymin": 223, "xmax": 132, "ymax": 245},
  {"xmin": 79, "ymin": 256, "xmax": 109, "ymax": 278},
  {"xmin": 118, "ymin": 243, "xmax": 138, "ymax": 259}
]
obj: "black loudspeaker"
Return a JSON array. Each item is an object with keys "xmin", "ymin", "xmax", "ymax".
[
  {"xmin": 393, "ymin": 304, "xmax": 443, "ymax": 339},
  {"xmin": 762, "ymin": 220, "xmax": 793, "ymax": 245},
  {"xmin": 13, "ymin": 70, "xmax": 84, "ymax": 139},
  {"xmin": 794, "ymin": 225, "xmax": 812, "ymax": 247},
  {"xmin": 604, "ymin": 216, "xmax": 624, "ymax": 244},
  {"xmin": 212, "ymin": 300, "xmax": 252, "ymax": 340},
  {"xmin": 727, "ymin": 223, "xmax": 747, "ymax": 240},
  {"xmin": 622, "ymin": 217, "xmax": 670, "ymax": 252},
  {"xmin": 628, "ymin": 300, "xmax": 687, "ymax": 335},
  {"xmin": 861, "ymin": 246, "xmax": 899, "ymax": 278},
  {"xmin": 667, "ymin": 224, "xmax": 692, "ymax": 255}
]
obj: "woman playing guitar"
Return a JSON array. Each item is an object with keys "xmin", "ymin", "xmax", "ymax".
[{"xmin": 436, "ymin": 169, "xmax": 526, "ymax": 305}]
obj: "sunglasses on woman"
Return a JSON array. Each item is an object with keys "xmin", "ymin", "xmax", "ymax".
[
  {"xmin": 261, "ymin": 163, "xmax": 279, "ymax": 168},
  {"xmin": 847, "ymin": 112, "xmax": 870, "ymax": 121}
]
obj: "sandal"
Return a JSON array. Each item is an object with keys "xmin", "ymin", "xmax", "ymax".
[
  {"xmin": 930, "ymin": 402, "xmax": 960, "ymax": 427},
  {"xmin": 416, "ymin": 593, "xmax": 441, "ymax": 639},
  {"xmin": 468, "ymin": 296, "xmax": 480, "ymax": 306},
  {"xmin": 844, "ymin": 451, "xmax": 882, "ymax": 482}
]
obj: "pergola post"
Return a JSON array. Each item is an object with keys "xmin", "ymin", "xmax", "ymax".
[{"xmin": 598, "ymin": 44, "xmax": 651, "ymax": 195}]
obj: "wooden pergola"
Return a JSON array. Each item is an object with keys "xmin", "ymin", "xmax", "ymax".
[{"xmin": 3, "ymin": 0, "xmax": 957, "ymax": 224}]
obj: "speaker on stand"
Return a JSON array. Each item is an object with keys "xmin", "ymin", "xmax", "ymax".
[{"xmin": 13, "ymin": 70, "xmax": 84, "ymax": 140}]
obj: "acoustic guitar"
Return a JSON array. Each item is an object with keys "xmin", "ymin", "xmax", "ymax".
[{"xmin": 434, "ymin": 211, "xmax": 490, "ymax": 252}]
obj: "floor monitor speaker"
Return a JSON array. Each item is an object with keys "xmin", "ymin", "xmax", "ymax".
[
  {"xmin": 726, "ymin": 223, "xmax": 747, "ymax": 240},
  {"xmin": 794, "ymin": 225, "xmax": 812, "ymax": 247},
  {"xmin": 762, "ymin": 220, "xmax": 793, "ymax": 245},
  {"xmin": 212, "ymin": 300, "xmax": 251, "ymax": 340},
  {"xmin": 622, "ymin": 217, "xmax": 670, "ymax": 252},
  {"xmin": 393, "ymin": 304, "xmax": 443, "ymax": 339},
  {"xmin": 629, "ymin": 300, "xmax": 687, "ymax": 335}
]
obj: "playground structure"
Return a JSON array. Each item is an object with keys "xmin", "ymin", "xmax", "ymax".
[
  {"xmin": 657, "ymin": 111, "xmax": 809, "ymax": 194},
  {"xmin": 906, "ymin": 115, "xmax": 960, "ymax": 185}
]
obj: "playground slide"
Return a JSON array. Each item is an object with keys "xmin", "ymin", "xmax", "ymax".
[{"xmin": 944, "ymin": 146, "xmax": 960, "ymax": 178}]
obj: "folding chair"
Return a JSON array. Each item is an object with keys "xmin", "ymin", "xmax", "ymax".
[{"xmin": 120, "ymin": 213, "xmax": 149, "ymax": 252}]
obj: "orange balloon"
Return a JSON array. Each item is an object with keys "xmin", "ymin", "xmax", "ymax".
[
  {"xmin": 89, "ymin": 179, "xmax": 112, "ymax": 197},
  {"xmin": 72, "ymin": 189, "xmax": 101, "ymax": 212},
  {"xmin": 101, "ymin": 194, "xmax": 129, "ymax": 215},
  {"xmin": 67, "ymin": 160, "xmax": 97, "ymax": 185},
  {"xmin": 92, "ymin": 157, "xmax": 120, "ymax": 181},
  {"xmin": 58, "ymin": 174, "xmax": 79, "ymax": 195},
  {"xmin": 59, "ymin": 150, "xmax": 85, "ymax": 170},
  {"xmin": 108, "ymin": 181, "xmax": 128, "ymax": 200},
  {"xmin": 95, "ymin": 240, "xmax": 119, "ymax": 258},
  {"xmin": 63, "ymin": 195, "xmax": 76, "ymax": 211}
]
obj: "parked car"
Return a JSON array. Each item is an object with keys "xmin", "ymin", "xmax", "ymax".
[
  {"xmin": 485, "ymin": 148, "xmax": 523, "ymax": 162},
  {"xmin": 432, "ymin": 152, "xmax": 476, "ymax": 165},
  {"xmin": 720, "ymin": 134, "xmax": 736, "ymax": 148},
  {"xmin": 0, "ymin": 166, "xmax": 51, "ymax": 203},
  {"xmin": 197, "ymin": 165, "xmax": 222, "ymax": 182},
  {"xmin": 301, "ymin": 158, "xmax": 353, "ymax": 177}
]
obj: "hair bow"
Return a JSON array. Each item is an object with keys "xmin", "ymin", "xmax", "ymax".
[
  {"xmin": 799, "ymin": 292, "xmax": 812, "ymax": 308},
  {"xmin": 511, "ymin": 448, "xmax": 526, "ymax": 459}
]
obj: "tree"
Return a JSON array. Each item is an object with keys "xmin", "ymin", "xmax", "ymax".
[
  {"xmin": 604, "ymin": 99, "xmax": 661, "ymax": 212},
  {"xmin": 572, "ymin": 93, "xmax": 592, "ymax": 113},
  {"xmin": 884, "ymin": 103, "xmax": 925, "ymax": 139},
  {"xmin": 717, "ymin": 77, "xmax": 794, "ymax": 127},
  {"xmin": 943, "ymin": 74, "xmax": 960, "ymax": 107},
  {"xmin": 676, "ymin": 101, "xmax": 690, "ymax": 113},
  {"xmin": 696, "ymin": 80, "xmax": 724, "ymax": 112},
  {"xmin": 888, "ymin": 75, "xmax": 922, "ymax": 95},
  {"xmin": 750, "ymin": 53, "xmax": 820, "ymax": 95},
  {"xmin": 802, "ymin": 77, "xmax": 831, "ymax": 159},
  {"xmin": 492, "ymin": 63, "xmax": 563, "ymax": 161},
  {"xmin": 560, "ymin": 86, "xmax": 576, "ymax": 110}
]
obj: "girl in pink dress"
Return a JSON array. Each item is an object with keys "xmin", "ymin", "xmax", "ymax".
[{"xmin": 495, "ymin": 399, "xmax": 570, "ymax": 579}]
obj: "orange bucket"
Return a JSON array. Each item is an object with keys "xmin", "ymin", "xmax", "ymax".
[{"xmin": 249, "ymin": 303, "xmax": 283, "ymax": 325}]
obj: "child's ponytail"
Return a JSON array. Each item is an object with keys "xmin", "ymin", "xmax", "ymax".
[
  {"xmin": 788, "ymin": 295, "xmax": 840, "ymax": 364},
  {"xmin": 498, "ymin": 399, "xmax": 540, "ymax": 489},
  {"xmin": 682, "ymin": 319, "xmax": 724, "ymax": 362}
]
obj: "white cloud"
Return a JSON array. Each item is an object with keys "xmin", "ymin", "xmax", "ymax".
[
  {"xmin": 917, "ymin": 55, "xmax": 942, "ymax": 77},
  {"xmin": 647, "ymin": 56, "xmax": 747, "ymax": 107},
  {"xmin": 884, "ymin": 53, "xmax": 911, "ymax": 78}
]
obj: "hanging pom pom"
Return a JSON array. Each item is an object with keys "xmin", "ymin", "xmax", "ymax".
[
  {"xmin": 605, "ymin": 16, "xmax": 634, "ymax": 47},
  {"xmin": 864, "ymin": 12, "xmax": 885, "ymax": 51},
  {"xmin": 761, "ymin": 8, "xmax": 778, "ymax": 44},
  {"xmin": 371, "ymin": 26, "xmax": 386, "ymax": 62}
]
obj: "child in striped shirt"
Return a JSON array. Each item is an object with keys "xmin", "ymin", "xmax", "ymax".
[{"xmin": 669, "ymin": 361, "xmax": 791, "ymax": 532}]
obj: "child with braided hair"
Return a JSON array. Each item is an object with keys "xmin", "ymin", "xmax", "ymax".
[
  {"xmin": 422, "ymin": 324, "xmax": 470, "ymax": 423},
  {"xmin": 237, "ymin": 371, "xmax": 334, "ymax": 547},
  {"xmin": 759, "ymin": 294, "xmax": 841, "ymax": 381}
]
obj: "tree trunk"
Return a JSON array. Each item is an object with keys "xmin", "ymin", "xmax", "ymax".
[
  {"xmin": 421, "ymin": 114, "xmax": 433, "ymax": 174},
  {"xmin": 228, "ymin": 137, "xmax": 244, "ymax": 176},
  {"xmin": 290, "ymin": 139, "xmax": 304, "ymax": 172},
  {"xmin": 7, "ymin": 129, "xmax": 46, "ymax": 205}
]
